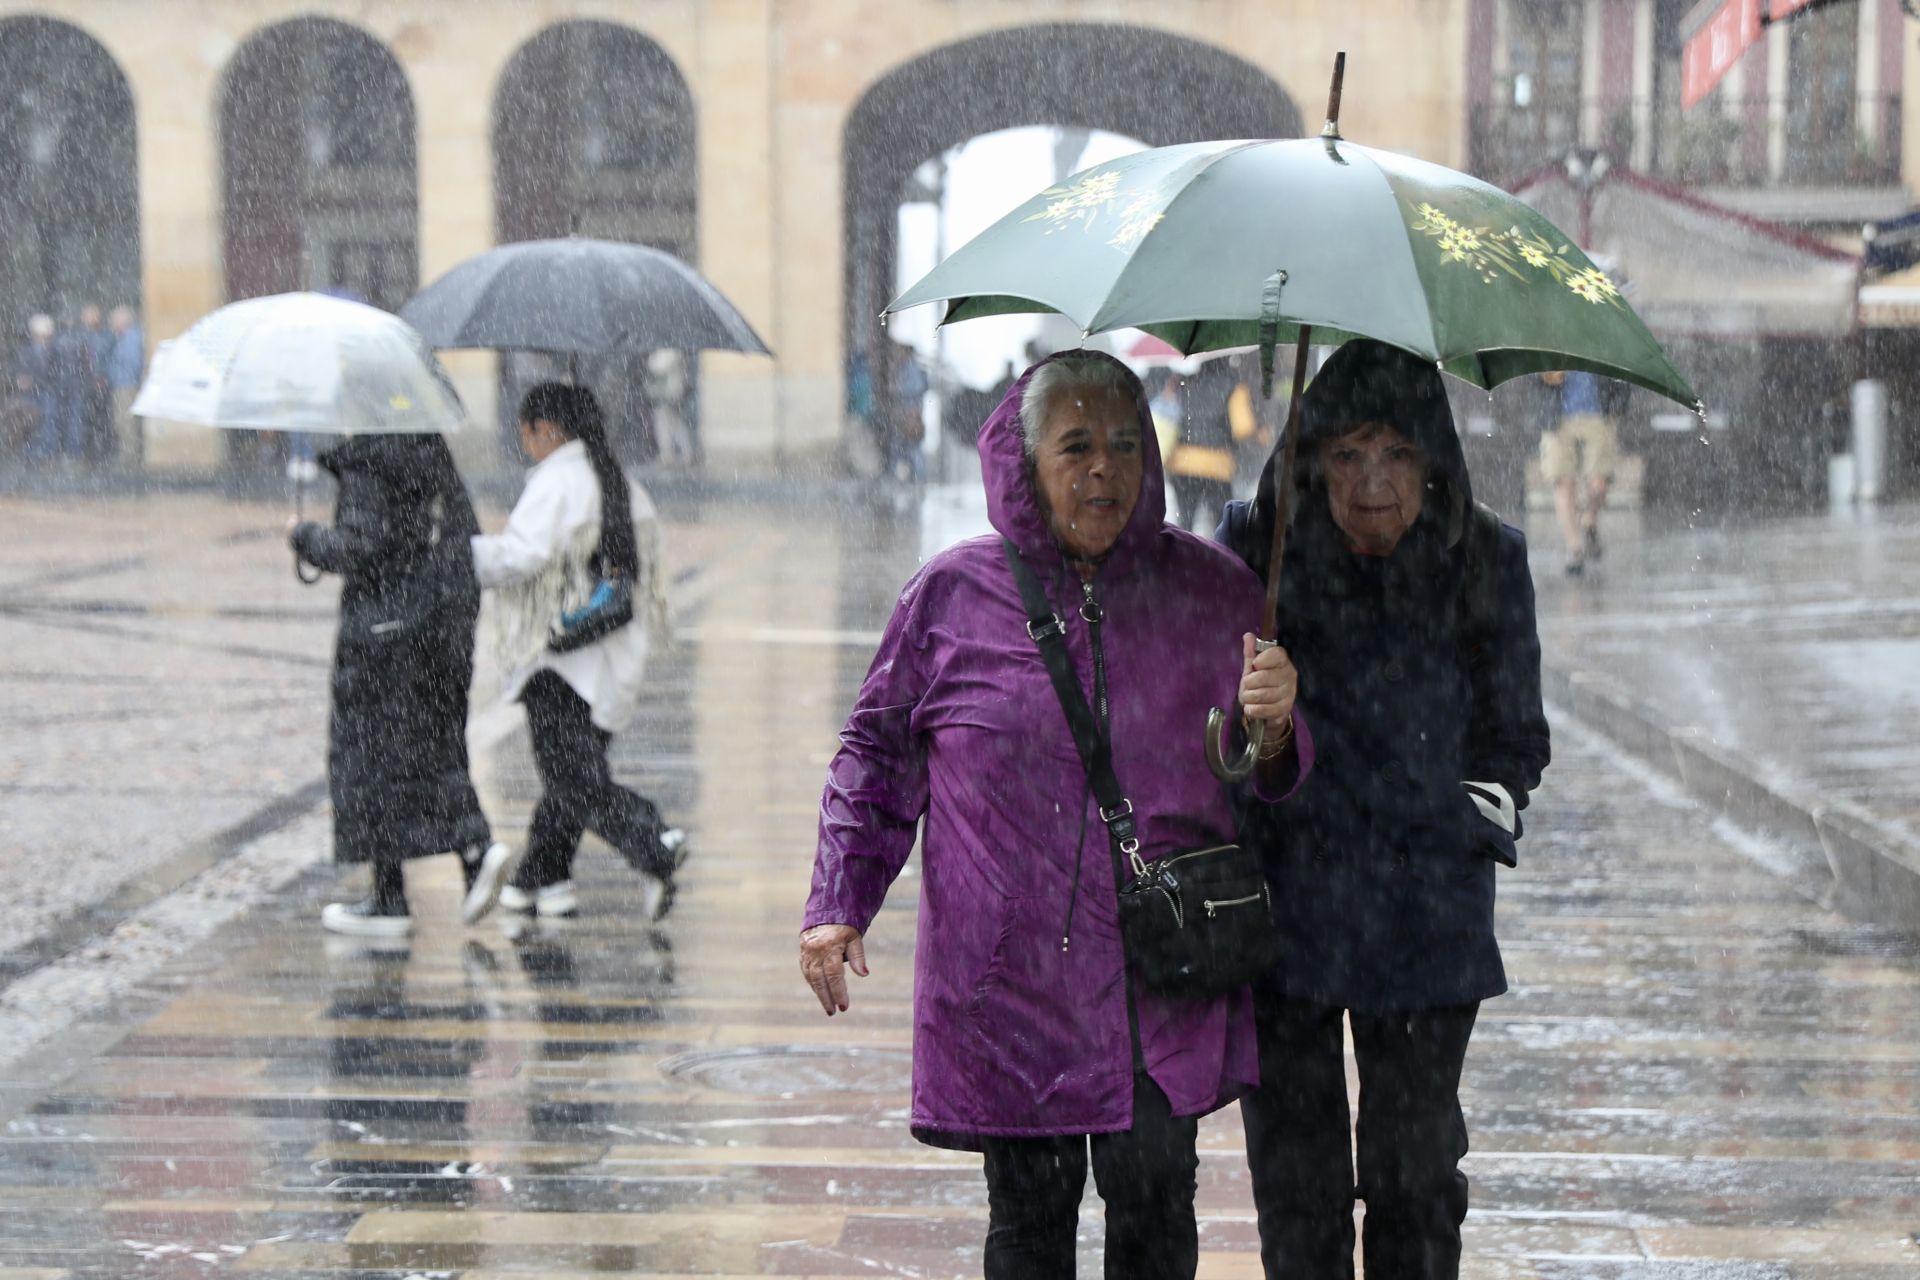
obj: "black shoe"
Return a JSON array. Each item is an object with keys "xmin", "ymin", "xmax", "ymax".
[
  {"xmin": 1564, "ymin": 556, "xmax": 1585, "ymax": 577},
  {"xmin": 1584, "ymin": 525, "xmax": 1603, "ymax": 561},
  {"xmin": 321, "ymin": 895, "xmax": 412, "ymax": 938}
]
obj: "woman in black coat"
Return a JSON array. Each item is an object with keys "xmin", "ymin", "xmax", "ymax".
[
  {"xmin": 290, "ymin": 433, "xmax": 514, "ymax": 938},
  {"xmin": 1219, "ymin": 340, "xmax": 1551, "ymax": 1280}
]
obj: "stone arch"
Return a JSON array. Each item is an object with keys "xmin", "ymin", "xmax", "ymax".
[
  {"xmin": 220, "ymin": 17, "xmax": 418, "ymax": 307},
  {"xmin": 0, "ymin": 17, "xmax": 140, "ymax": 347},
  {"xmin": 218, "ymin": 16, "xmax": 418, "ymax": 475},
  {"xmin": 493, "ymin": 20, "xmax": 697, "ymax": 463},
  {"xmin": 842, "ymin": 23, "xmax": 1301, "ymax": 427}
]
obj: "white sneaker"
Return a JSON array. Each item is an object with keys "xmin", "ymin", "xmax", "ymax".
[
  {"xmin": 499, "ymin": 881, "xmax": 577, "ymax": 918},
  {"xmin": 321, "ymin": 897, "xmax": 413, "ymax": 938},
  {"xmin": 661, "ymin": 828, "xmax": 690, "ymax": 869},
  {"xmin": 461, "ymin": 843, "xmax": 518, "ymax": 925},
  {"xmin": 639, "ymin": 874, "xmax": 673, "ymax": 923}
]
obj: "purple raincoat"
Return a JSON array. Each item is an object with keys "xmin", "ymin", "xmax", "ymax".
[{"xmin": 806, "ymin": 352, "xmax": 1312, "ymax": 1148}]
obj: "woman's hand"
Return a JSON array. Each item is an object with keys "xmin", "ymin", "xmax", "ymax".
[
  {"xmin": 800, "ymin": 923, "xmax": 868, "ymax": 1016},
  {"xmin": 1238, "ymin": 633, "xmax": 1297, "ymax": 726}
]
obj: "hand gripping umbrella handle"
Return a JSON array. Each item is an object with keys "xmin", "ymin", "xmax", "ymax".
[{"xmin": 293, "ymin": 474, "xmax": 322, "ymax": 585}]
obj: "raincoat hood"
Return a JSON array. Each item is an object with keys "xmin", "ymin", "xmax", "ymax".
[
  {"xmin": 1254, "ymin": 339, "xmax": 1472, "ymax": 547},
  {"xmin": 977, "ymin": 349, "xmax": 1166, "ymax": 573}
]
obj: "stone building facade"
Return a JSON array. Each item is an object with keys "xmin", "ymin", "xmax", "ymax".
[
  {"xmin": 0, "ymin": 0, "xmax": 1477, "ymax": 474},
  {"xmin": 3, "ymin": 1, "xmax": 1911, "ymax": 476}
]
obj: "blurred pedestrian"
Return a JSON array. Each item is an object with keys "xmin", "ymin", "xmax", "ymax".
[
  {"xmin": 1147, "ymin": 368, "xmax": 1183, "ymax": 464},
  {"xmin": 291, "ymin": 433, "xmax": 513, "ymax": 938},
  {"xmin": 1539, "ymin": 369, "xmax": 1620, "ymax": 574},
  {"xmin": 49, "ymin": 318, "xmax": 93, "ymax": 464},
  {"xmin": 15, "ymin": 314, "xmax": 85, "ymax": 463},
  {"xmin": 77, "ymin": 304, "xmax": 113, "ymax": 462},
  {"xmin": 803, "ymin": 351, "xmax": 1310, "ymax": 1280},
  {"xmin": 1, "ymin": 374, "xmax": 37, "ymax": 460},
  {"xmin": 474, "ymin": 383, "xmax": 687, "ymax": 922},
  {"xmin": 14, "ymin": 316, "xmax": 56, "ymax": 459},
  {"xmin": 843, "ymin": 348, "xmax": 881, "ymax": 477},
  {"xmin": 1167, "ymin": 355, "xmax": 1243, "ymax": 531},
  {"xmin": 887, "ymin": 344, "xmax": 929, "ymax": 484},
  {"xmin": 643, "ymin": 348, "xmax": 695, "ymax": 467},
  {"xmin": 1218, "ymin": 340, "xmax": 1550, "ymax": 1280},
  {"xmin": 106, "ymin": 306, "xmax": 144, "ymax": 471}
]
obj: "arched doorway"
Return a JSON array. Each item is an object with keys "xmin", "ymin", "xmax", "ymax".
[
  {"xmin": 493, "ymin": 21, "xmax": 697, "ymax": 465},
  {"xmin": 0, "ymin": 17, "xmax": 139, "ymax": 461},
  {"xmin": 220, "ymin": 18, "xmax": 418, "ymax": 474},
  {"xmin": 843, "ymin": 24, "xmax": 1300, "ymax": 458}
]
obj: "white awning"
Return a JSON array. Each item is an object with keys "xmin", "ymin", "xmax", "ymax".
[{"xmin": 1515, "ymin": 167, "xmax": 1860, "ymax": 338}]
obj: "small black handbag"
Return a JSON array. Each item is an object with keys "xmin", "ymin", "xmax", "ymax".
[
  {"xmin": 548, "ymin": 566, "xmax": 634, "ymax": 654},
  {"xmin": 1003, "ymin": 541, "xmax": 1281, "ymax": 999}
]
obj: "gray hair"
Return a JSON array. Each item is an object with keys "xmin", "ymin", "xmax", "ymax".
[{"xmin": 1019, "ymin": 353, "xmax": 1137, "ymax": 456}]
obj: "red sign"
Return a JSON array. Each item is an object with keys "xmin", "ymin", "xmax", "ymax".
[
  {"xmin": 1682, "ymin": 0, "xmax": 1761, "ymax": 109},
  {"xmin": 1682, "ymin": 0, "xmax": 1826, "ymax": 109}
]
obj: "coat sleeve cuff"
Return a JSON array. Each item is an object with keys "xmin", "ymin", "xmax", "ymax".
[{"xmin": 1250, "ymin": 708, "xmax": 1314, "ymax": 803}]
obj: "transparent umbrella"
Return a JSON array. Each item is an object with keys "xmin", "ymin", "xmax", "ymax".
[{"xmin": 132, "ymin": 291, "xmax": 468, "ymax": 581}]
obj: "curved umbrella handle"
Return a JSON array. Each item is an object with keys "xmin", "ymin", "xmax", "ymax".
[
  {"xmin": 292, "ymin": 474, "xmax": 322, "ymax": 585},
  {"xmin": 1205, "ymin": 704, "xmax": 1263, "ymax": 783}
]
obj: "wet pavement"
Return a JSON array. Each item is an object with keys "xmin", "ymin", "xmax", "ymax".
[
  {"xmin": 2, "ymin": 487, "xmax": 1919, "ymax": 1276},
  {"xmin": 1528, "ymin": 503, "xmax": 1920, "ymax": 926}
]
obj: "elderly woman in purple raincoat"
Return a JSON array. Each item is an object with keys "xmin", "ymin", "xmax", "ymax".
[{"xmin": 801, "ymin": 351, "xmax": 1312, "ymax": 1279}]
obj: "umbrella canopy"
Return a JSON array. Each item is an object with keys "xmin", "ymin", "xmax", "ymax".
[
  {"xmin": 131, "ymin": 292, "xmax": 465, "ymax": 435},
  {"xmin": 400, "ymin": 238, "xmax": 772, "ymax": 357},
  {"xmin": 888, "ymin": 136, "xmax": 1699, "ymax": 410}
]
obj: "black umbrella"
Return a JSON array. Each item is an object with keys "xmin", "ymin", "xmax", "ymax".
[{"xmin": 400, "ymin": 238, "xmax": 772, "ymax": 360}]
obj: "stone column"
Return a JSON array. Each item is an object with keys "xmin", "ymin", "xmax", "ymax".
[
  {"xmin": 118, "ymin": 10, "xmax": 231, "ymax": 473},
  {"xmin": 694, "ymin": 0, "xmax": 781, "ymax": 470}
]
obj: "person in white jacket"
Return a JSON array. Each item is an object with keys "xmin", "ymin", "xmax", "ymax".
[{"xmin": 472, "ymin": 383, "xmax": 686, "ymax": 920}]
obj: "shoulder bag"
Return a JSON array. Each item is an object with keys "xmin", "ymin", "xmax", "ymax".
[{"xmin": 1002, "ymin": 539, "xmax": 1281, "ymax": 999}]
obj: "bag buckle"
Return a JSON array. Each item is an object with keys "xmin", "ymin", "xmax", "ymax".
[
  {"xmin": 1099, "ymin": 798, "xmax": 1134, "ymax": 826},
  {"xmin": 1027, "ymin": 614, "xmax": 1065, "ymax": 642}
]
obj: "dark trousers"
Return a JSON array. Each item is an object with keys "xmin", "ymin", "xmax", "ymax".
[
  {"xmin": 980, "ymin": 1076, "xmax": 1199, "ymax": 1280},
  {"xmin": 513, "ymin": 671, "xmax": 670, "ymax": 890},
  {"xmin": 1241, "ymin": 992, "xmax": 1479, "ymax": 1280}
]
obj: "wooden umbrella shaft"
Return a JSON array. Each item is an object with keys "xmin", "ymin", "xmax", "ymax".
[{"xmin": 1261, "ymin": 324, "xmax": 1312, "ymax": 640}]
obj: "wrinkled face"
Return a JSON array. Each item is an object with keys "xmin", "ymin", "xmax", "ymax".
[
  {"xmin": 1320, "ymin": 421, "xmax": 1427, "ymax": 554},
  {"xmin": 1031, "ymin": 386, "xmax": 1144, "ymax": 560}
]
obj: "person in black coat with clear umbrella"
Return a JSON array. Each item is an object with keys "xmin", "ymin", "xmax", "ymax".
[
  {"xmin": 1218, "ymin": 340, "xmax": 1551, "ymax": 1280},
  {"xmin": 290, "ymin": 432, "xmax": 515, "ymax": 937}
]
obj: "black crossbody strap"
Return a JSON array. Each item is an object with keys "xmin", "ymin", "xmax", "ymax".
[{"xmin": 1001, "ymin": 539, "xmax": 1139, "ymax": 857}]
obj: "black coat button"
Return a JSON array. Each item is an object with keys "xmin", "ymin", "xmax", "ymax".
[
  {"xmin": 1383, "ymin": 661, "xmax": 1406, "ymax": 682},
  {"xmin": 1382, "ymin": 761, "xmax": 1404, "ymax": 782}
]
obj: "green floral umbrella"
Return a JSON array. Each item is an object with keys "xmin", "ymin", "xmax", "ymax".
[{"xmin": 887, "ymin": 132, "xmax": 1698, "ymax": 411}]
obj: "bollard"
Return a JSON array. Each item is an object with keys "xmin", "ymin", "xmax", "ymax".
[
  {"xmin": 1828, "ymin": 453, "xmax": 1856, "ymax": 507},
  {"xmin": 1851, "ymin": 380, "xmax": 1889, "ymax": 503}
]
